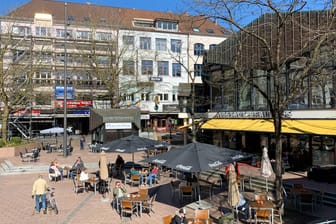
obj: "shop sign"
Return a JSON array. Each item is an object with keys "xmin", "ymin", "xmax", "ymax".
[
  {"xmin": 212, "ymin": 111, "xmax": 292, "ymax": 118},
  {"xmin": 55, "ymin": 100, "xmax": 92, "ymax": 109},
  {"xmin": 149, "ymin": 77, "xmax": 162, "ymax": 82},
  {"xmin": 105, "ymin": 122, "xmax": 132, "ymax": 130}
]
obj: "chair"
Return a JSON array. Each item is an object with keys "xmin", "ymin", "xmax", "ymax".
[
  {"xmin": 180, "ymin": 185, "xmax": 193, "ymax": 202},
  {"xmin": 273, "ymin": 202, "xmax": 284, "ymax": 224},
  {"xmin": 131, "ymin": 174, "xmax": 141, "ymax": 186},
  {"xmin": 73, "ymin": 175, "xmax": 85, "ymax": 194},
  {"xmin": 195, "ymin": 209, "xmax": 210, "ymax": 224},
  {"xmin": 142, "ymin": 193, "xmax": 156, "ymax": 216},
  {"xmin": 138, "ymin": 188, "xmax": 148, "ymax": 198},
  {"xmin": 298, "ymin": 193, "xmax": 314, "ymax": 213},
  {"xmin": 19, "ymin": 152, "xmax": 30, "ymax": 162},
  {"xmin": 254, "ymin": 208, "xmax": 272, "ymax": 224},
  {"xmin": 170, "ymin": 180, "xmax": 181, "ymax": 197},
  {"xmin": 123, "ymin": 171, "xmax": 132, "ymax": 185},
  {"xmin": 106, "ymin": 177, "xmax": 112, "ymax": 193},
  {"xmin": 48, "ymin": 170, "xmax": 61, "ymax": 182},
  {"xmin": 120, "ymin": 200, "xmax": 137, "ymax": 219},
  {"xmin": 162, "ymin": 214, "xmax": 172, "ymax": 224}
]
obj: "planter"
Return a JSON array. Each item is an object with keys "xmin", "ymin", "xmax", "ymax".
[{"xmin": 0, "ymin": 143, "xmax": 40, "ymax": 158}]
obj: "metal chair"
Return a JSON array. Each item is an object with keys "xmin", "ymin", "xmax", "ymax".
[
  {"xmin": 254, "ymin": 208, "xmax": 272, "ymax": 224},
  {"xmin": 180, "ymin": 185, "xmax": 193, "ymax": 202},
  {"xmin": 142, "ymin": 193, "xmax": 156, "ymax": 216},
  {"xmin": 131, "ymin": 174, "xmax": 141, "ymax": 186},
  {"xmin": 195, "ymin": 209, "xmax": 210, "ymax": 223},
  {"xmin": 120, "ymin": 200, "xmax": 137, "ymax": 219},
  {"xmin": 73, "ymin": 175, "xmax": 85, "ymax": 194}
]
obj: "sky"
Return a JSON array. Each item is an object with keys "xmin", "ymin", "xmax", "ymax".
[{"xmin": 0, "ymin": 0, "xmax": 192, "ymax": 16}]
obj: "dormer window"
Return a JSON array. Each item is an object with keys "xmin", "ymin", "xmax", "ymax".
[
  {"xmin": 133, "ymin": 19, "xmax": 154, "ymax": 28},
  {"xmin": 156, "ymin": 20, "xmax": 178, "ymax": 31},
  {"xmin": 206, "ymin": 28, "xmax": 214, "ymax": 33},
  {"xmin": 193, "ymin": 27, "xmax": 200, "ymax": 32}
]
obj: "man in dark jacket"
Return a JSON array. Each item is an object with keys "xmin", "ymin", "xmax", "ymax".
[{"xmin": 171, "ymin": 208, "xmax": 192, "ymax": 224}]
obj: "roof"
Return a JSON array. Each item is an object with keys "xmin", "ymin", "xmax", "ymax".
[
  {"xmin": 89, "ymin": 108, "xmax": 141, "ymax": 131},
  {"xmin": 5, "ymin": 0, "xmax": 228, "ymax": 37}
]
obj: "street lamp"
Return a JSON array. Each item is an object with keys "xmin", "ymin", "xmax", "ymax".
[{"xmin": 63, "ymin": 2, "xmax": 68, "ymax": 157}]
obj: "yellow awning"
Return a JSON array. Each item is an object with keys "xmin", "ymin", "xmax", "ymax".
[
  {"xmin": 178, "ymin": 119, "xmax": 203, "ymax": 129},
  {"xmin": 201, "ymin": 118, "xmax": 336, "ymax": 135}
]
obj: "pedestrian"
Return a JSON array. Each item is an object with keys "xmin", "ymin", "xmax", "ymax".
[
  {"xmin": 80, "ymin": 135, "xmax": 85, "ymax": 150},
  {"xmin": 32, "ymin": 174, "xmax": 49, "ymax": 215},
  {"xmin": 170, "ymin": 208, "xmax": 193, "ymax": 224}
]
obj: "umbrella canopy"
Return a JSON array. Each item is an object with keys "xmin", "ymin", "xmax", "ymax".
[
  {"xmin": 261, "ymin": 147, "xmax": 274, "ymax": 191},
  {"xmin": 100, "ymin": 134, "xmax": 163, "ymax": 153},
  {"xmin": 147, "ymin": 142, "xmax": 252, "ymax": 173},
  {"xmin": 40, "ymin": 127, "xmax": 64, "ymax": 134},
  {"xmin": 228, "ymin": 163, "xmax": 240, "ymax": 208},
  {"xmin": 99, "ymin": 151, "xmax": 108, "ymax": 181}
]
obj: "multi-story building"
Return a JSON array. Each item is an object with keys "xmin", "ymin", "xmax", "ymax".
[
  {"xmin": 0, "ymin": 0, "xmax": 227, "ymax": 138},
  {"xmin": 202, "ymin": 11, "xmax": 336, "ymax": 168}
]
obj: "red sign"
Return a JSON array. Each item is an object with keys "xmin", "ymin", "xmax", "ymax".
[
  {"xmin": 55, "ymin": 100, "xmax": 93, "ymax": 109},
  {"xmin": 13, "ymin": 109, "xmax": 41, "ymax": 115}
]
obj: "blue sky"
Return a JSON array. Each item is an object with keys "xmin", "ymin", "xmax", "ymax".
[{"xmin": 0, "ymin": 0, "xmax": 192, "ymax": 16}]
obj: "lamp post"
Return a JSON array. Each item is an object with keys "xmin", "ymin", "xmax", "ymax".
[{"xmin": 63, "ymin": 2, "xmax": 68, "ymax": 157}]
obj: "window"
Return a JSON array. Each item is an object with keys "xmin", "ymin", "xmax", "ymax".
[
  {"xmin": 122, "ymin": 35, "xmax": 135, "ymax": 47},
  {"xmin": 194, "ymin": 64, "xmax": 203, "ymax": 77},
  {"xmin": 141, "ymin": 93, "xmax": 150, "ymax": 101},
  {"xmin": 141, "ymin": 60, "xmax": 153, "ymax": 75},
  {"xmin": 192, "ymin": 27, "xmax": 200, "ymax": 32},
  {"xmin": 155, "ymin": 38, "xmax": 167, "ymax": 51},
  {"xmin": 164, "ymin": 93, "xmax": 169, "ymax": 101},
  {"xmin": 123, "ymin": 60, "xmax": 135, "ymax": 75},
  {"xmin": 194, "ymin": 43, "xmax": 205, "ymax": 55},
  {"xmin": 76, "ymin": 30, "xmax": 92, "ymax": 40},
  {"xmin": 206, "ymin": 28, "xmax": 214, "ymax": 33},
  {"xmin": 95, "ymin": 32, "xmax": 112, "ymax": 41},
  {"xmin": 172, "ymin": 63, "xmax": 181, "ymax": 77},
  {"xmin": 209, "ymin": 44, "xmax": 217, "ymax": 50},
  {"xmin": 171, "ymin": 39, "xmax": 181, "ymax": 53},
  {"xmin": 157, "ymin": 61, "xmax": 169, "ymax": 76},
  {"xmin": 56, "ymin": 29, "xmax": 72, "ymax": 38},
  {"xmin": 133, "ymin": 21, "xmax": 154, "ymax": 28},
  {"xmin": 35, "ymin": 27, "xmax": 51, "ymax": 36},
  {"xmin": 172, "ymin": 94, "xmax": 176, "ymax": 101},
  {"xmin": 140, "ymin": 37, "xmax": 151, "ymax": 49},
  {"xmin": 156, "ymin": 20, "xmax": 178, "ymax": 31},
  {"xmin": 97, "ymin": 56, "xmax": 109, "ymax": 65},
  {"xmin": 13, "ymin": 26, "xmax": 31, "ymax": 36}
]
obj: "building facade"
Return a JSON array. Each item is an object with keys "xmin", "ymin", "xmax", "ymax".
[
  {"xmin": 202, "ymin": 11, "xmax": 336, "ymax": 168},
  {"xmin": 0, "ymin": 0, "xmax": 227, "ymax": 138}
]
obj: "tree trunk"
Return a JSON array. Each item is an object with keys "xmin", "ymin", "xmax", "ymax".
[
  {"xmin": 1, "ymin": 105, "xmax": 9, "ymax": 143},
  {"xmin": 274, "ymin": 112, "xmax": 283, "ymax": 205}
]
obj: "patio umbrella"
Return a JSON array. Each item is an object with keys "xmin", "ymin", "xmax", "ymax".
[
  {"xmin": 100, "ymin": 134, "xmax": 164, "ymax": 161},
  {"xmin": 261, "ymin": 147, "xmax": 274, "ymax": 192},
  {"xmin": 99, "ymin": 151, "xmax": 109, "ymax": 200},
  {"xmin": 146, "ymin": 142, "xmax": 252, "ymax": 203},
  {"xmin": 40, "ymin": 127, "xmax": 64, "ymax": 135},
  {"xmin": 228, "ymin": 163, "xmax": 240, "ymax": 208}
]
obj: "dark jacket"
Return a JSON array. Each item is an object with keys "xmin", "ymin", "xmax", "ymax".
[{"xmin": 170, "ymin": 214, "xmax": 187, "ymax": 224}]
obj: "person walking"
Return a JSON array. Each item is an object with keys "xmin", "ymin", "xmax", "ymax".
[
  {"xmin": 32, "ymin": 174, "xmax": 49, "ymax": 215},
  {"xmin": 80, "ymin": 135, "xmax": 86, "ymax": 150}
]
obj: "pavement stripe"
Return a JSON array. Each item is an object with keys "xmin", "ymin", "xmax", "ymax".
[{"xmin": 61, "ymin": 193, "xmax": 94, "ymax": 224}]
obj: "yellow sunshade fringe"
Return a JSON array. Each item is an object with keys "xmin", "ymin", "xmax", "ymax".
[{"xmin": 201, "ymin": 119, "xmax": 336, "ymax": 135}]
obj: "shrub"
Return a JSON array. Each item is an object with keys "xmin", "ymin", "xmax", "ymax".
[{"xmin": 0, "ymin": 139, "xmax": 5, "ymax": 147}]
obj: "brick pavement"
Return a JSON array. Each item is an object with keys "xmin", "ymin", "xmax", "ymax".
[{"xmin": 1, "ymin": 135, "xmax": 336, "ymax": 224}]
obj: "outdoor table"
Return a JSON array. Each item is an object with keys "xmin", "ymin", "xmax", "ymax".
[
  {"xmin": 85, "ymin": 177, "xmax": 100, "ymax": 195},
  {"xmin": 123, "ymin": 193, "xmax": 149, "ymax": 217},
  {"xmin": 249, "ymin": 200, "xmax": 274, "ymax": 224},
  {"xmin": 63, "ymin": 166, "xmax": 71, "ymax": 178}
]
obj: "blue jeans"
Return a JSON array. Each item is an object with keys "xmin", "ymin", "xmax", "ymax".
[
  {"xmin": 148, "ymin": 174, "xmax": 157, "ymax": 185},
  {"xmin": 35, "ymin": 194, "xmax": 46, "ymax": 212}
]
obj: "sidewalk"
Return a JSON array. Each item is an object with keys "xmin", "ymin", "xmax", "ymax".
[{"xmin": 0, "ymin": 135, "xmax": 335, "ymax": 223}]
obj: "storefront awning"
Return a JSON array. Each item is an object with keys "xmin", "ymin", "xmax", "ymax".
[{"xmin": 201, "ymin": 119, "xmax": 336, "ymax": 135}]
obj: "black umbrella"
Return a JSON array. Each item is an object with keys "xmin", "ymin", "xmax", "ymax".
[
  {"xmin": 146, "ymin": 142, "xmax": 253, "ymax": 203},
  {"xmin": 100, "ymin": 134, "xmax": 164, "ymax": 161},
  {"xmin": 147, "ymin": 142, "xmax": 252, "ymax": 173}
]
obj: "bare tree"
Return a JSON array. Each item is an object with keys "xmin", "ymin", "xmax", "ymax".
[
  {"xmin": 0, "ymin": 19, "xmax": 39, "ymax": 143},
  {"xmin": 194, "ymin": 0, "xmax": 336, "ymax": 203}
]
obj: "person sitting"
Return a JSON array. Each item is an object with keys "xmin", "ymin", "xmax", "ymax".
[
  {"xmin": 53, "ymin": 159, "xmax": 64, "ymax": 179},
  {"xmin": 235, "ymin": 193, "xmax": 250, "ymax": 220},
  {"xmin": 112, "ymin": 180, "xmax": 127, "ymax": 212},
  {"xmin": 48, "ymin": 161, "xmax": 62, "ymax": 181},
  {"xmin": 171, "ymin": 208, "xmax": 193, "ymax": 224},
  {"xmin": 148, "ymin": 164, "xmax": 159, "ymax": 186},
  {"xmin": 79, "ymin": 168, "xmax": 91, "ymax": 192},
  {"xmin": 70, "ymin": 156, "xmax": 84, "ymax": 178}
]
